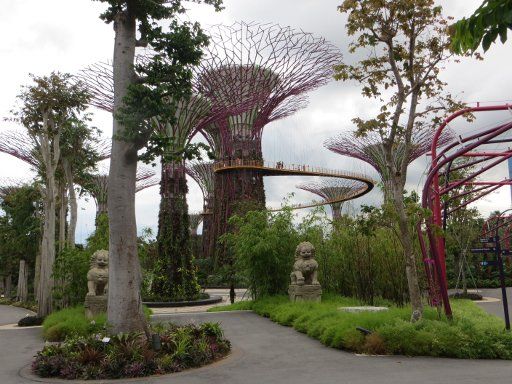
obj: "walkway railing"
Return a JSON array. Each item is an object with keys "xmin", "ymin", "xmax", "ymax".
[{"xmin": 212, "ymin": 159, "xmax": 375, "ymax": 184}]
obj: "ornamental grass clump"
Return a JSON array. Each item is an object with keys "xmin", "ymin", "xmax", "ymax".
[
  {"xmin": 32, "ymin": 322, "xmax": 231, "ymax": 380},
  {"xmin": 211, "ymin": 295, "xmax": 512, "ymax": 359},
  {"xmin": 42, "ymin": 305, "xmax": 153, "ymax": 342}
]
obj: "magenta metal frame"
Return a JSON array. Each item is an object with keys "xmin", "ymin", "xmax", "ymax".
[{"xmin": 420, "ymin": 104, "xmax": 512, "ymax": 318}]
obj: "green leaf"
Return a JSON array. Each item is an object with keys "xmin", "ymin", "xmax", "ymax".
[
  {"xmin": 482, "ymin": 32, "xmax": 493, "ymax": 51},
  {"xmin": 499, "ymin": 24, "xmax": 508, "ymax": 43}
]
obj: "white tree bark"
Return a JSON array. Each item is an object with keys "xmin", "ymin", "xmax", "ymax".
[
  {"xmin": 37, "ymin": 113, "xmax": 61, "ymax": 317},
  {"xmin": 58, "ymin": 182, "xmax": 66, "ymax": 252},
  {"xmin": 107, "ymin": 10, "xmax": 147, "ymax": 334},
  {"xmin": 63, "ymin": 159, "xmax": 77, "ymax": 247},
  {"xmin": 16, "ymin": 260, "xmax": 29, "ymax": 303},
  {"xmin": 33, "ymin": 251, "xmax": 40, "ymax": 300}
]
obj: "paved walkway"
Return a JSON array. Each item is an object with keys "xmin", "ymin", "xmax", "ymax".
[
  {"xmin": 2, "ymin": 288, "xmax": 512, "ymax": 384},
  {"xmin": 0, "ymin": 305, "xmax": 34, "ymax": 326},
  {"xmin": 473, "ymin": 287, "xmax": 512, "ymax": 321},
  {"xmin": 151, "ymin": 289, "xmax": 249, "ymax": 315}
]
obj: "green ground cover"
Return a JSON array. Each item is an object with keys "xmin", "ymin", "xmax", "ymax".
[{"xmin": 209, "ymin": 294, "xmax": 512, "ymax": 359}]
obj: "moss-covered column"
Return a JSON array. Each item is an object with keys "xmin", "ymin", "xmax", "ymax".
[{"xmin": 153, "ymin": 161, "xmax": 199, "ymax": 300}]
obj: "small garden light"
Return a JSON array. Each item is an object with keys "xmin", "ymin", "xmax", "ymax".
[{"xmin": 152, "ymin": 333, "xmax": 162, "ymax": 351}]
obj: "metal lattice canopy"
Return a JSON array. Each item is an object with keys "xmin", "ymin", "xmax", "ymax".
[
  {"xmin": 189, "ymin": 213, "xmax": 203, "ymax": 232},
  {"xmin": 185, "ymin": 161, "xmax": 215, "ymax": 209},
  {"xmin": 76, "ymin": 53, "xmax": 258, "ymax": 154},
  {"xmin": 297, "ymin": 178, "xmax": 368, "ymax": 218},
  {"xmin": 83, "ymin": 166, "xmax": 158, "ymax": 210},
  {"xmin": 197, "ymin": 21, "xmax": 342, "ymax": 157},
  {"xmin": 324, "ymin": 126, "xmax": 456, "ymax": 181}
]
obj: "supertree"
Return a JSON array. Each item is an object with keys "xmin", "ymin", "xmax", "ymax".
[
  {"xmin": 185, "ymin": 161, "xmax": 215, "ymax": 258},
  {"xmin": 188, "ymin": 213, "xmax": 203, "ymax": 259},
  {"xmin": 197, "ymin": 22, "xmax": 341, "ymax": 264},
  {"xmin": 76, "ymin": 55, "xmax": 256, "ymax": 300},
  {"xmin": 189, "ymin": 213, "xmax": 203, "ymax": 236},
  {"xmin": 82, "ymin": 166, "xmax": 158, "ymax": 220},
  {"xmin": 297, "ymin": 179, "xmax": 369, "ymax": 220},
  {"xmin": 324, "ymin": 127, "xmax": 455, "ymax": 200}
]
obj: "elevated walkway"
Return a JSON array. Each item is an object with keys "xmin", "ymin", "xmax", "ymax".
[{"xmin": 212, "ymin": 160, "xmax": 375, "ymax": 212}]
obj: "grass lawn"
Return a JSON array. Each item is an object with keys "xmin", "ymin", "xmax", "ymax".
[{"xmin": 209, "ymin": 294, "xmax": 512, "ymax": 359}]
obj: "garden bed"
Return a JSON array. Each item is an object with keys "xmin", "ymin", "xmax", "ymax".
[
  {"xmin": 32, "ymin": 322, "xmax": 231, "ymax": 380},
  {"xmin": 209, "ymin": 294, "xmax": 512, "ymax": 359}
]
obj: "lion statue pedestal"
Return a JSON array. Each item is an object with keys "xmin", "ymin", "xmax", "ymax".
[
  {"xmin": 84, "ymin": 250, "xmax": 109, "ymax": 319},
  {"xmin": 288, "ymin": 242, "xmax": 322, "ymax": 302}
]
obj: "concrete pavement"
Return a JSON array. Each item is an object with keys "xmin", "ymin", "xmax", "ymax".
[{"xmin": 2, "ymin": 287, "xmax": 512, "ymax": 384}]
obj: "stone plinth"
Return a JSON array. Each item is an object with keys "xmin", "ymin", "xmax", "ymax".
[
  {"xmin": 84, "ymin": 295, "xmax": 107, "ymax": 319},
  {"xmin": 288, "ymin": 284, "xmax": 322, "ymax": 302}
]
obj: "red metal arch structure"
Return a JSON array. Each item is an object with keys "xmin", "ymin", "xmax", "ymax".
[{"xmin": 419, "ymin": 104, "xmax": 512, "ymax": 318}]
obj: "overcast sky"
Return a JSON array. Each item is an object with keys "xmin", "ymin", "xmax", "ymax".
[{"xmin": 1, "ymin": 0, "xmax": 511, "ymax": 243}]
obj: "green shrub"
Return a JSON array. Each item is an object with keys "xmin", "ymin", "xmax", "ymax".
[
  {"xmin": 224, "ymin": 209, "xmax": 300, "ymax": 299},
  {"xmin": 52, "ymin": 248, "xmax": 90, "ymax": 307},
  {"xmin": 32, "ymin": 322, "xmax": 231, "ymax": 380},
  {"xmin": 212, "ymin": 296, "xmax": 512, "ymax": 359},
  {"xmin": 43, "ymin": 306, "xmax": 106, "ymax": 341},
  {"xmin": 225, "ymin": 206, "xmax": 411, "ymax": 305}
]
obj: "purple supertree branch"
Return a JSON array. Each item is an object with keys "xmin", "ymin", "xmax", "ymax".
[
  {"xmin": 74, "ymin": 62, "xmax": 114, "ymax": 112},
  {"xmin": 198, "ymin": 21, "xmax": 342, "ymax": 158},
  {"xmin": 77, "ymin": 55, "xmax": 256, "ymax": 149},
  {"xmin": 324, "ymin": 126, "xmax": 456, "ymax": 176},
  {"xmin": 0, "ymin": 130, "xmax": 39, "ymax": 167},
  {"xmin": 84, "ymin": 166, "xmax": 158, "ymax": 202},
  {"xmin": 96, "ymin": 137, "xmax": 112, "ymax": 160}
]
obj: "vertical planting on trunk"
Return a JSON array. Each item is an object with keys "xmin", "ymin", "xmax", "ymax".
[{"xmin": 152, "ymin": 162, "xmax": 199, "ymax": 300}]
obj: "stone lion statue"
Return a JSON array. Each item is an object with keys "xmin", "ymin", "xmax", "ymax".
[
  {"xmin": 290, "ymin": 242, "xmax": 319, "ymax": 286},
  {"xmin": 87, "ymin": 250, "xmax": 109, "ymax": 296}
]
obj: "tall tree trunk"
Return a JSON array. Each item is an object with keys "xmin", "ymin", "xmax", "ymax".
[
  {"xmin": 33, "ymin": 251, "xmax": 40, "ymax": 300},
  {"xmin": 16, "ymin": 260, "xmax": 29, "ymax": 303},
  {"xmin": 63, "ymin": 159, "xmax": 77, "ymax": 248},
  {"xmin": 38, "ymin": 173, "xmax": 57, "ymax": 317},
  {"xmin": 4, "ymin": 274, "xmax": 12, "ymax": 299},
  {"xmin": 391, "ymin": 179, "xmax": 423, "ymax": 321},
  {"xmin": 58, "ymin": 182, "xmax": 66, "ymax": 252},
  {"xmin": 107, "ymin": 10, "xmax": 147, "ymax": 334},
  {"xmin": 154, "ymin": 161, "xmax": 199, "ymax": 299}
]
